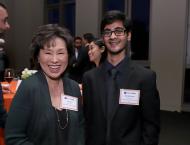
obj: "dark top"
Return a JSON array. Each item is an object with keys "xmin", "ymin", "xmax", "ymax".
[
  {"xmin": 0, "ymin": 83, "xmax": 7, "ymax": 128},
  {"xmin": 5, "ymin": 71, "xmax": 84, "ymax": 145},
  {"xmin": 68, "ymin": 46, "xmax": 93, "ymax": 83},
  {"xmin": 54, "ymin": 108, "xmax": 69, "ymax": 145}
]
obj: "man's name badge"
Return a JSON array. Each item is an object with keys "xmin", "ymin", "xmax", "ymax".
[
  {"xmin": 119, "ymin": 89, "xmax": 140, "ymax": 105},
  {"xmin": 61, "ymin": 94, "xmax": 78, "ymax": 111}
]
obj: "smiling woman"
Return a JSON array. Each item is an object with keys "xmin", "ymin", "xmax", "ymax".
[
  {"xmin": 88, "ymin": 38, "xmax": 107, "ymax": 67},
  {"xmin": 5, "ymin": 24, "xmax": 84, "ymax": 145}
]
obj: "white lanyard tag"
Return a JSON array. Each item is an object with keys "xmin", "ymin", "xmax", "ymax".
[
  {"xmin": 119, "ymin": 89, "xmax": 140, "ymax": 105},
  {"xmin": 61, "ymin": 94, "xmax": 78, "ymax": 111}
]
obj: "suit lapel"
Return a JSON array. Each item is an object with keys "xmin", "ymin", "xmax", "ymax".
[
  {"xmin": 109, "ymin": 58, "xmax": 135, "ymax": 122},
  {"xmin": 98, "ymin": 64, "xmax": 108, "ymax": 118}
]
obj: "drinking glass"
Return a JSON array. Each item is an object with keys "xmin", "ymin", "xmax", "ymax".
[{"xmin": 4, "ymin": 68, "xmax": 15, "ymax": 93}]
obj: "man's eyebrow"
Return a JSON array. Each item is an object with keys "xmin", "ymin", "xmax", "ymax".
[{"xmin": 104, "ymin": 27, "xmax": 125, "ymax": 31}]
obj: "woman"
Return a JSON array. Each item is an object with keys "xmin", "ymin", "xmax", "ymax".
[
  {"xmin": 88, "ymin": 38, "xmax": 107, "ymax": 67},
  {"xmin": 5, "ymin": 24, "xmax": 84, "ymax": 145}
]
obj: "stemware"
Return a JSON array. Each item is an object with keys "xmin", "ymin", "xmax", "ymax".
[{"xmin": 4, "ymin": 68, "xmax": 15, "ymax": 93}]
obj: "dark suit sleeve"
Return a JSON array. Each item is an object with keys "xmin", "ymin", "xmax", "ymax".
[
  {"xmin": 82, "ymin": 72, "xmax": 93, "ymax": 145},
  {"xmin": 0, "ymin": 84, "xmax": 7, "ymax": 128},
  {"xmin": 140, "ymin": 71, "xmax": 160, "ymax": 145},
  {"xmin": 72, "ymin": 80, "xmax": 85, "ymax": 145}
]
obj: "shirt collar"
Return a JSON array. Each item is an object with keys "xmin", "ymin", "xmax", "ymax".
[{"xmin": 105, "ymin": 55, "xmax": 128, "ymax": 73}]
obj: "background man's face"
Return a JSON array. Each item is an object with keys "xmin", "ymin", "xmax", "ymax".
[
  {"xmin": 0, "ymin": 6, "xmax": 10, "ymax": 33},
  {"xmin": 74, "ymin": 39, "xmax": 82, "ymax": 49}
]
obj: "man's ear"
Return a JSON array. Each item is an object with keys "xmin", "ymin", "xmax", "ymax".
[
  {"xmin": 100, "ymin": 46, "xmax": 105, "ymax": 53},
  {"xmin": 127, "ymin": 32, "xmax": 131, "ymax": 41}
]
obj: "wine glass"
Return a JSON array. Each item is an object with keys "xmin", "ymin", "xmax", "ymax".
[{"xmin": 4, "ymin": 68, "xmax": 15, "ymax": 93}]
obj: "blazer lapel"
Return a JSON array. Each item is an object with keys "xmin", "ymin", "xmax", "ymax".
[
  {"xmin": 109, "ymin": 57, "xmax": 135, "ymax": 122},
  {"xmin": 98, "ymin": 64, "xmax": 108, "ymax": 118}
]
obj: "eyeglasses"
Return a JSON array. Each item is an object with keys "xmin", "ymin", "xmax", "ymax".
[{"xmin": 103, "ymin": 28, "xmax": 126, "ymax": 37}]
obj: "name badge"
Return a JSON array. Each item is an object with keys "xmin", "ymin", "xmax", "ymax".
[
  {"xmin": 60, "ymin": 94, "xmax": 78, "ymax": 111},
  {"xmin": 119, "ymin": 89, "xmax": 140, "ymax": 105}
]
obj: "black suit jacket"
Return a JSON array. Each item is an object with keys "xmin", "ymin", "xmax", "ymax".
[
  {"xmin": 0, "ymin": 84, "xmax": 7, "ymax": 128},
  {"xmin": 69, "ymin": 47, "xmax": 92, "ymax": 83},
  {"xmin": 83, "ymin": 57, "xmax": 160, "ymax": 145}
]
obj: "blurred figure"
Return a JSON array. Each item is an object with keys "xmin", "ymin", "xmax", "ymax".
[
  {"xmin": 5, "ymin": 24, "xmax": 84, "ymax": 145},
  {"xmin": 68, "ymin": 36, "xmax": 88, "ymax": 83},
  {"xmin": 81, "ymin": 33, "xmax": 95, "ymax": 72},
  {"xmin": 88, "ymin": 38, "xmax": 107, "ymax": 67},
  {"xmin": 82, "ymin": 33, "xmax": 95, "ymax": 49},
  {"xmin": 0, "ymin": 2, "xmax": 10, "ymax": 128},
  {"xmin": 0, "ymin": 3, "xmax": 10, "ymax": 33},
  {"xmin": 0, "ymin": 2, "xmax": 10, "ymax": 81},
  {"xmin": 0, "ymin": 84, "xmax": 6, "ymax": 128}
]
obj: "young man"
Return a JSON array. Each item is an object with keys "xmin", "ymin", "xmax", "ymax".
[
  {"xmin": 83, "ymin": 10, "xmax": 160, "ymax": 145},
  {"xmin": 0, "ymin": 2, "xmax": 10, "ymax": 128}
]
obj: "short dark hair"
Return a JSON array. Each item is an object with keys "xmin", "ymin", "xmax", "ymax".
[
  {"xmin": 83, "ymin": 33, "xmax": 95, "ymax": 43},
  {"xmin": 0, "ymin": 2, "xmax": 7, "ymax": 10},
  {"xmin": 74, "ymin": 36, "xmax": 82, "ymax": 41},
  {"xmin": 101, "ymin": 10, "xmax": 132, "ymax": 34},
  {"xmin": 30, "ymin": 24, "xmax": 73, "ymax": 69}
]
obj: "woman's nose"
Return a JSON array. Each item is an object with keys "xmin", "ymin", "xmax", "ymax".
[{"xmin": 52, "ymin": 54, "xmax": 58, "ymax": 62}]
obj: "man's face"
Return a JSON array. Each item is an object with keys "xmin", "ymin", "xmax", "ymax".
[
  {"xmin": 74, "ymin": 39, "xmax": 82, "ymax": 49},
  {"xmin": 0, "ymin": 6, "xmax": 10, "ymax": 33},
  {"xmin": 102, "ymin": 20, "xmax": 128, "ymax": 55}
]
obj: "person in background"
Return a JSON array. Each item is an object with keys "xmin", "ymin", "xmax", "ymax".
[
  {"xmin": 0, "ymin": 2, "xmax": 10, "ymax": 81},
  {"xmin": 83, "ymin": 10, "xmax": 160, "ymax": 145},
  {"xmin": 0, "ymin": 2, "xmax": 10, "ymax": 34},
  {"xmin": 0, "ymin": 2, "xmax": 10, "ymax": 128},
  {"xmin": 68, "ymin": 36, "xmax": 88, "ymax": 83},
  {"xmin": 0, "ymin": 84, "xmax": 6, "ymax": 128},
  {"xmin": 81, "ymin": 33, "xmax": 94, "ymax": 71},
  {"xmin": 5, "ymin": 24, "xmax": 84, "ymax": 145},
  {"xmin": 82, "ymin": 33, "xmax": 95, "ymax": 50},
  {"xmin": 88, "ymin": 38, "xmax": 107, "ymax": 67}
]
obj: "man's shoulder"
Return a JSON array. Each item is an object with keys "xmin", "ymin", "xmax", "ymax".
[
  {"xmin": 130, "ymin": 61, "xmax": 156, "ymax": 77},
  {"xmin": 84, "ymin": 67, "xmax": 99, "ymax": 74},
  {"xmin": 83, "ymin": 67, "xmax": 102, "ymax": 77}
]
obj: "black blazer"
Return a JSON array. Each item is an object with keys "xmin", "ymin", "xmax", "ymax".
[
  {"xmin": 0, "ymin": 84, "xmax": 7, "ymax": 128},
  {"xmin": 83, "ymin": 57, "xmax": 160, "ymax": 145},
  {"xmin": 5, "ymin": 71, "xmax": 84, "ymax": 145},
  {"xmin": 69, "ymin": 47, "xmax": 92, "ymax": 83}
]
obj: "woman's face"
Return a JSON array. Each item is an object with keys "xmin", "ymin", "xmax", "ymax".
[
  {"xmin": 38, "ymin": 37, "xmax": 68, "ymax": 80},
  {"xmin": 88, "ymin": 41, "xmax": 104, "ymax": 65}
]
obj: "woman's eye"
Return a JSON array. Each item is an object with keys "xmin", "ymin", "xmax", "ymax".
[
  {"xmin": 45, "ymin": 52, "xmax": 51, "ymax": 55},
  {"xmin": 58, "ymin": 53, "xmax": 64, "ymax": 55},
  {"xmin": 58, "ymin": 51, "xmax": 65, "ymax": 55}
]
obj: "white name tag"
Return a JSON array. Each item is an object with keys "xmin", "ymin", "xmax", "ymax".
[
  {"xmin": 60, "ymin": 94, "xmax": 78, "ymax": 111},
  {"xmin": 119, "ymin": 89, "xmax": 140, "ymax": 105}
]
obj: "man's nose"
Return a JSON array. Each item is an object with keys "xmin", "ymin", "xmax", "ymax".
[{"xmin": 110, "ymin": 31, "xmax": 117, "ymax": 38}]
